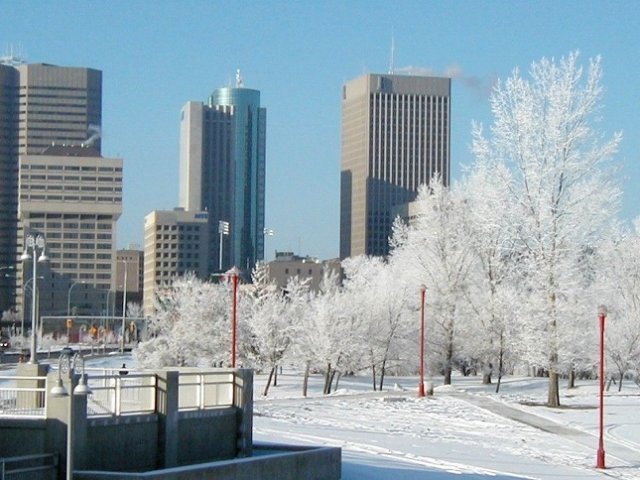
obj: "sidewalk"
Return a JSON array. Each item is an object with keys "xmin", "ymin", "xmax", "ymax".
[{"xmin": 450, "ymin": 390, "xmax": 640, "ymax": 469}]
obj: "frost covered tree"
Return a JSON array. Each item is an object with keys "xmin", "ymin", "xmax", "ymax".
[
  {"xmin": 461, "ymin": 154, "xmax": 525, "ymax": 390},
  {"xmin": 342, "ymin": 256, "xmax": 414, "ymax": 390},
  {"xmin": 473, "ymin": 52, "xmax": 621, "ymax": 406},
  {"xmin": 295, "ymin": 267, "xmax": 364, "ymax": 394},
  {"xmin": 595, "ymin": 221, "xmax": 640, "ymax": 389},
  {"xmin": 391, "ymin": 180, "xmax": 477, "ymax": 385},
  {"xmin": 134, "ymin": 274, "xmax": 231, "ymax": 368},
  {"xmin": 243, "ymin": 262, "xmax": 297, "ymax": 396}
]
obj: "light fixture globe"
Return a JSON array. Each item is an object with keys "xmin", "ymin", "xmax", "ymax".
[{"xmin": 50, "ymin": 378, "xmax": 69, "ymax": 398}]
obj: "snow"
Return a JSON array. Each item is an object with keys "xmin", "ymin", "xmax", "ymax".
[
  {"xmin": 252, "ymin": 370, "xmax": 640, "ymax": 480},
  {"xmin": 4, "ymin": 357, "xmax": 639, "ymax": 479}
]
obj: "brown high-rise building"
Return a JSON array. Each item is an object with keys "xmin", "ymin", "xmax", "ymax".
[
  {"xmin": 0, "ymin": 58, "xmax": 102, "ymax": 314},
  {"xmin": 340, "ymin": 73, "xmax": 451, "ymax": 258}
]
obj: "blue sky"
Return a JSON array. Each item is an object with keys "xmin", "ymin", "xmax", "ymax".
[{"xmin": 2, "ymin": 1, "xmax": 638, "ymax": 260}]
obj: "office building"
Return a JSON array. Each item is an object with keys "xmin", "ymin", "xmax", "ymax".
[
  {"xmin": 0, "ymin": 59, "xmax": 102, "ymax": 313},
  {"xmin": 143, "ymin": 209, "xmax": 210, "ymax": 316},
  {"xmin": 115, "ymin": 248, "xmax": 144, "ymax": 317},
  {"xmin": 180, "ymin": 71, "xmax": 266, "ymax": 275},
  {"xmin": 267, "ymin": 252, "xmax": 341, "ymax": 292},
  {"xmin": 17, "ymin": 145, "xmax": 122, "ymax": 319},
  {"xmin": 340, "ymin": 73, "xmax": 451, "ymax": 258}
]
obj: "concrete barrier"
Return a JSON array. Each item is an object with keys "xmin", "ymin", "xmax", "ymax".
[{"xmin": 74, "ymin": 444, "xmax": 341, "ymax": 480}]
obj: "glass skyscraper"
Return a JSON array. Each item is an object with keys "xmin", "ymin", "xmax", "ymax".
[{"xmin": 180, "ymin": 75, "xmax": 266, "ymax": 275}]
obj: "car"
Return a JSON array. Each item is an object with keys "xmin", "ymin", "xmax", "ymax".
[
  {"xmin": 0, "ymin": 337, "xmax": 10, "ymax": 350},
  {"xmin": 61, "ymin": 346, "xmax": 74, "ymax": 356}
]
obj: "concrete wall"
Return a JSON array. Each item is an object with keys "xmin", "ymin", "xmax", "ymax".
[
  {"xmin": 177, "ymin": 409, "xmax": 237, "ymax": 465},
  {"xmin": 0, "ymin": 418, "xmax": 47, "ymax": 456},
  {"xmin": 86, "ymin": 415, "xmax": 159, "ymax": 472},
  {"xmin": 74, "ymin": 444, "xmax": 341, "ymax": 480}
]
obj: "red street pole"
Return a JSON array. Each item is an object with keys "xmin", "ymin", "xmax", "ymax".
[
  {"xmin": 596, "ymin": 305, "xmax": 607, "ymax": 469},
  {"xmin": 231, "ymin": 272, "xmax": 238, "ymax": 369},
  {"xmin": 225, "ymin": 266, "xmax": 241, "ymax": 369},
  {"xmin": 418, "ymin": 286, "xmax": 426, "ymax": 397}
]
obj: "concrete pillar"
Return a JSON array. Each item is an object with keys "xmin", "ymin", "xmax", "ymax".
[
  {"xmin": 45, "ymin": 370, "xmax": 89, "ymax": 479},
  {"xmin": 156, "ymin": 370, "xmax": 179, "ymax": 468},
  {"xmin": 235, "ymin": 369, "xmax": 253, "ymax": 457},
  {"xmin": 16, "ymin": 362, "xmax": 48, "ymax": 411}
]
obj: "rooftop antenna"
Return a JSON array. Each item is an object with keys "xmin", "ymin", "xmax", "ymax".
[
  {"xmin": 235, "ymin": 69, "xmax": 244, "ymax": 88},
  {"xmin": 0, "ymin": 43, "xmax": 26, "ymax": 67},
  {"xmin": 388, "ymin": 29, "xmax": 395, "ymax": 74}
]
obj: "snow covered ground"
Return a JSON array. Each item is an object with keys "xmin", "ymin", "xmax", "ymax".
[
  {"xmin": 4, "ymin": 356, "xmax": 639, "ymax": 479},
  {"xmin": 252, "ymin": 371, "xmax": 640, "ymax": 480}
]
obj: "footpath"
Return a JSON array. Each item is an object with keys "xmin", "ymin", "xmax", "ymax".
[{"xmin": 450, "ymin": 390, "xmax": 640, "ymax": 470}]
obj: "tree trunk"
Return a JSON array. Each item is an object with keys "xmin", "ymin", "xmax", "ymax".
[
  {"xmin": 273, "ymin": 364, "xmax": 278, "ymax": 387},
  {"xmin": 328, "ymin": 368, "xmax": 338, "ymax": 394},
  {"xmin": 372, "ymin": 363, "xmax": 377, "ymax": 391},
  {"xmin": 548, "ymin": 370, "xmax": 560, "ymax": 407},
  {"xmin": 334, "ymin": 371, "xmax": 342, "ymax": 391},
  {"xmin": 379, "ymin": 358, "xmax": 386, "ymax": 391},
  {"xmin": 323, "ymin": 363, "xmax": 332, "ymax": 395},
  {"xmin": 482, "ymin": 362, "xmax": 492, "ymax": 384},
  {"xmin": 568, "ymin": 368, "xmax": 576, "ymax": 389},
  {"xmin": 495, "ymin": 344, "xmax": 504, "ymax": 394},
  {"xmin": 444, "ymin": 338, "xmax": 453, "ymax": 385},
  {"xmin": 302, "ymin": 361, "xmax": 310, "ymax": 397},
  {"xmin": 619, "ymin": 373, "xmax": 623, "ymax": 392},
  {"xmin": 263, "ymin": 365, "xmax": 275, "ymax": 397}
]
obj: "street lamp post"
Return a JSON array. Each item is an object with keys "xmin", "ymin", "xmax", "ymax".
[
  {"xmin": 67, "ymin": 280, "xmax": 86, "ymax": 316},
  {"xmin": 596, "ymin": 304, "xmax": 608, "ymax": 469},
  {"xmin": 50, "ymin": 351, "xmax": 91, "ymax": 480},
  {"xmin": 219, "ymin": 221, "xmax": 230, "ymax": 271},
  {"xmin": 20, "ymin": 234, "xmax": 47, "ymax": 364},
  {"xmin": 418, "ymin": 285, "xmax": 426, "ymax": 397},
  {"xmin": 225, "ymin": 266, "xmax": 241, "ymax": 368},
  {"xmin": 120, "ymin": 259, "xmax": 128, "ymax": 354},
  {"xmin": 106, "ymin": 289, "xmax": 114, "ymax": 319},
  {"xmin": 263, "ymin": 228, "xmax": 274, "ymax": 261}
]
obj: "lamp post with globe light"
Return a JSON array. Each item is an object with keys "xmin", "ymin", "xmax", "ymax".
[
  {"xmin": 50, "ymin": 350, "xmax": 91, "ymax": 480},
  {"xmin": 20, "ymin": 234, "xmax": 47, "ymax": 364}
]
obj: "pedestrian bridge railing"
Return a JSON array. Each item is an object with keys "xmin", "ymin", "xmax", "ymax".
[
  {"xmin": 178, "ymin": 370, "xmax": 234, "ymax": 410},
  {"xmin": 0, "ymin": 369, "xmax": 239, "ymax": 418},
  {"xmin": 85, "ymin": 371, "xmax": 157, "ymax": 417},
  {"xmin": 83, "ymin": 368, "xmax": 237, "ymax": 416},
  {"xmin": 0, "ymin": 376, "xmax": 47, "ymax": 418}
]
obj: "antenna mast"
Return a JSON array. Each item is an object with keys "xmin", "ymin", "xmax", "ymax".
[{"xmin": 388, "ymin": 30, "xmax": 395, "ymax": 74}]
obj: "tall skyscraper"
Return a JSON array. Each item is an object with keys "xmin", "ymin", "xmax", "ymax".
[
  {"xmin": 0, "ymin": 59, "xmax": 102, "ymax": 313},
  {"xmin": 180, "ymin": 72, "xmax": 266, "ymax": 274},
  {"xmin": 340, "ymin": 73, "xmax": 451, "ymax": 258}
]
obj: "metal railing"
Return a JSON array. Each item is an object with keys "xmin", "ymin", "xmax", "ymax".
[
  {"xmin": 0, "ymin": 453, "xmax": 57, "ymax": 480},
  {"xmin": 0, "ymin": 369, "xmax": 239, "ymax": 419},
  {"xmin": 86, "ymin": 371, "xmax": 157, "ymax": 417},
  {"xmin": 178, "ymin": 370, "xmax": 234, "ymax": 410},
  {"xmin": 0, "ymin": 377, "xmax": 47, "ymax": 417}
]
